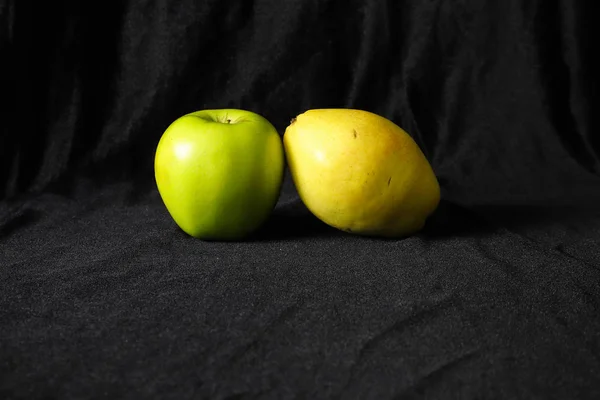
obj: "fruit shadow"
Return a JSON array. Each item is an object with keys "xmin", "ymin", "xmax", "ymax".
[
  {"xmin": 251, "ymin": 199, "xmax": 341, "ymax": 241},
  {"xmin": 252, "ymin": 198, "xmax": 500, "ymax": 242},
  {"xmin": 253, "ymin": 198, "xmax": 599, "ymax": 242},
  {"xmin": 420, "ymin": 200, "xmax": 498, "ymax": 239},
  {"xmin": 425, "ymin": 198, "xmax": 600, "ymax": 239}
]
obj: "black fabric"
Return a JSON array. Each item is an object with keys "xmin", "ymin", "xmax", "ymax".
[{"xmin": 2, "ymin": 1, "xmax": 600, "ymax": 398}]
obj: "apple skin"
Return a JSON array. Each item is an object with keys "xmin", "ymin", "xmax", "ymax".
[{"xmin": 154, "ymin": 109, "xmax": 284, "ymax": 240}]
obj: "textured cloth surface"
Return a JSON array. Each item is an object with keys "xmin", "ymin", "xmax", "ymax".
[{"xmin": 2, "ymin": 1, "xmax": 600, "ymax": 399}]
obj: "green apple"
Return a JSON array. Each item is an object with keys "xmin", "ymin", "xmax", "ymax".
[{"xmin": 154, "ymin": 109, "xmax": 284, "ymax": 240}]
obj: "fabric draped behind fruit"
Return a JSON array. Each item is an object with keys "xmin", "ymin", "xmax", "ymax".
[{"xmin": 2, "ymin": 0, "xmax": 599, "ymax": 204}]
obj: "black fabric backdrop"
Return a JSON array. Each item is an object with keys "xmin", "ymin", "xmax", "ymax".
[{"xmin": 2, "ymin": 0, "xmax": 600, "ymax": 398}]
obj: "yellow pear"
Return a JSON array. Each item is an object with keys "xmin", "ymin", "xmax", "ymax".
[{"xmin": 283, "ymin": 109, "xmax": 440, "ymax": 238}]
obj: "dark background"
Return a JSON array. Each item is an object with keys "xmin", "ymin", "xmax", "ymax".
[{"xmin": 2, "ymin": 0, "xmax": 600, "ymax": 398}]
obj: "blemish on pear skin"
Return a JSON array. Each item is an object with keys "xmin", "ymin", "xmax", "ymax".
[
  {"xmin": 290, "ymin": 117, "xmax": 297, "ymax": 125},
  {"xmin": 353, "ymin": 129, "xmax": 358, "ymax": 139},
  {"xmin": 388, "ymin": 177, "xmax": 392, "ymax": 186}
]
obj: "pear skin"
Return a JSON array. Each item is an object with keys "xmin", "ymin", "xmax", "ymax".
[{"xmin": 283, "ymin": 109, "xmax": 440, "ymax": 238}]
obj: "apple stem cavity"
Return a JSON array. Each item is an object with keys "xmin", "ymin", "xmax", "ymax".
[{"xmin": 213, "ymin": 114, "xmax": 233, "ymax": 124}]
